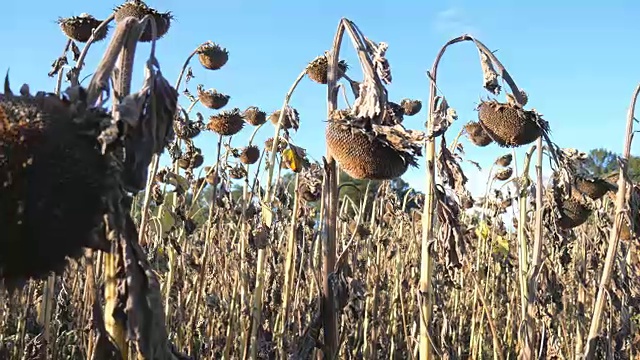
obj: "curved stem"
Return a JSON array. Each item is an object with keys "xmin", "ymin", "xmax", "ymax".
[
  {"xmin": 53, "ymin": 39, "xmax": 72, "ymax": 95},
  {"xmin": 247, "ymin": 122, "xmax": 264, "ymax": 146},
  {"xmin": 319, "ymin": 18, "xmax": 347, "ymax": 360},
  {"xmin": 174, "ymin": 48, "xmax": 199, "ymax": 90}
]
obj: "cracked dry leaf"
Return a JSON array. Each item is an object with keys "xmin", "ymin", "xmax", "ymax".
[
  {"xmin": 479, "ymin": 50, "xmax": 501, "ymax": 95},
  {"xmin": 371, "ymin": 123, "xmax": 425, "ymax": 165},
  {"xmin": 121, "ymin": 61, "xmax": 178, "ymax": 192},
  {"xmin": 366, "ymin": 39, "xmax": 392, "ymax": 84},
  {"xmin": 428, "ymin": 96, "xmax": 457, "ymax": 139},
  {"xmin": 437, "ymin": 137, "xmax": 468, "ymax": 196},
  {"xmin": 436, "ymin": 186, "xmax": 465, "ymax": 271},
  {"xmin": 351, "ymin": 77, "xmax": 384, "ymax": 121},
  {"xmin": 122, "ymin": 217, "xmax": 185, "ymax": 360}
]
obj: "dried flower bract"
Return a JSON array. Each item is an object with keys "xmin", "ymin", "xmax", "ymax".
[
  {"xmin": 400, "ymin": 98, "xmax": 422, "ymax": 116},
  {"xmin": 197, "ymin": 42, "xmax": 229, "ymax": 71},
  {"xmin": 243, "ymin": 106, "xmax": 266, "ymax": 126},
  {"xmin": 58, "ymin": 13, "xmax": 109, "ymax": 43},
  {"xmin": 326, "ymin": 110, "xmax": 424, "ymax": 180},
  {"xmin": 197, "ymin": 85, "xmax": 230, "ymax": 110},
  {"xmin": 477, "ymin": 99, "xmax": 549, "ymax": 148},
  {"xmin": 207, "ymin": 108, "xmax": 244, "ymax": 136},
  {"xmin": 306, "ymin": 54, "xmax": 348, "ymax": 84},
  {"xmin": 114, "ymin": 0, "xmax": 172, "ymax": 42}
]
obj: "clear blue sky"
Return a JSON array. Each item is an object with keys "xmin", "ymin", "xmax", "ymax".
[{"xmin": 3, "ymin": 0, "xmax": 640, "ymax": 194}]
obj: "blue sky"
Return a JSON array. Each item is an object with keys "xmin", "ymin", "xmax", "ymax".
[{"xmin": 3, "ymin": 0, "xmax": 640, "ymax": 196}]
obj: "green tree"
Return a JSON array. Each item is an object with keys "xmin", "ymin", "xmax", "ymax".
[{"xmin": 584, "ymin": 148, "xmax": 640, "ymax": 182}]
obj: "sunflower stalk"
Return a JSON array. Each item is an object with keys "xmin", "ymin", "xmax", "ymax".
[
  {"xmin": 523, "ymin": 136, "xmax": 545, "ymax": 357},
  {"xmin": 321, "ymin": 18, "xmax": 347, "ymax": 359},
  {"xmin": 277, "ymin": 173, "xmax": 301, "ymax": 358},
  {"xmin": 248, "ymin": 67, "xmax": 307, "ymax": 360},
  {"xmin": 98, "ymin": 16, "xmax": 154, "ymax": 359},
  {"xmin": 516, "ymin": 145, "xmax": 536, "ymax": 358},
  {"xmin": 583, "ymin": 83, "xmax": 640, "ymax": 359}
]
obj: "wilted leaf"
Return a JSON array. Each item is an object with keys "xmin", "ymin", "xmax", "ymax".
[
  {"xmin": 493, "ymin": 235, "xmax": 509, "ymax": 257},
  {"xmin": 435, "ymin": 186, "xmax": 465, "ymax": 270},
  {"xmin": 351, "ymin": 77, "xmax": 384, "ymax": 121},
  {"xmin": 437, "ymin": 137, "xmax": 468, "ymax": 196},
  {"xmin": 283, "ymin": 144, "xmax": 310, "ymax": 173},
  {"xmin": 366, "ymin": 39, "xmax": 392, "ymax": 84},
  {"xmin": 371, "ymin": 123, "xmax": 425, "ymax": 167},
  {"xmin": 121, "ymin": 217, "xmax": 185, "ymax": 360},
  {"xmin": 479, "ymin": 50, "xmax": 501, "ymax": 95},
  {"xmin": 157, "ymin": 207, "xmax": 176, "ymax": 234},
  {"xmin": 427, "ymin": 96, "xmax": 457, "ymax": 139},
  {"xmin": 475, "ymin": 221, "xmax": 490, "ymax": 242}
]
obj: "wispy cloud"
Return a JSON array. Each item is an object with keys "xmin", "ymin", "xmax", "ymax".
[{"xmin": 433, "ymin": 6, "xmax": 479, "ymax": 37}]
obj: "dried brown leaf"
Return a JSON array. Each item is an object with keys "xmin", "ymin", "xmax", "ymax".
[
  {"xmin": 437, "ymin": 137, "xmax": 468, "ymax": 196},
  {"xmin": 479, "ymin": 50, "xmax": 501, "ymax": 95},
  {"xmin": 427, "ymin": 96, "xmax": 457, "ymax": 139},
  {"xmin": 435, "ymin": 186, "xmax": 466, "ymax": 270}
]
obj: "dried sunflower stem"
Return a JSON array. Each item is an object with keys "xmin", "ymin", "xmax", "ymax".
[
  {"xmin": 237, "ymin": 123, "xmax": 265, "ymax": 310},
  {"xmin": 523, "ymin": 136, "xmax": 545, "ymax": 358},
  {"xmin": 53, "ymin": 39, "xmax": 73, "ymax": 95},
  {"xmin": 85, "ymin": 17, "xmax": 140, "ymax": 106},
  {"xmin": 277, "ymin": 174, "xmax": 301, "ymax": 359},
  {"xmin": 163, "ymin": 102, "xmax": 199, "ymax": 324},
  {"xmin": 583, "ymin": 83, "xmax": 640, "ymax": 359},
  {"xmin": 39, "ymin": 274, "xmax": 56, "ymax": 352},
  {"xmin": 248, "ymin": 68, "xmax": 306, "ymax": 360},
  {"xmin": 175, "ymin": 44, "xmax": 206, "ymax": 90},
  {"xmin": 418, "ymin": 35, "xmax": 464, "ymax": 360},
  {"xmin": 479, "ymin": 163, "xmax": 498, "ymax": 219},
  {"xmin": 574, "ymin": 235, "xmax": 587, "ymax": 358},
  {"xmin": 472, "ymin": 274, "xmax": 505, "ymax": 360},
  {"xmin": 363, "ymin": 201, "xmax": 383, "ymax": 359},
  {"xmin": 222, "ymin": 278, "xmax": 240, "ymax": 360},
  {"xmin": 319, "ymin": 18, "xmax": 349, "ymax": 360},
  {"xmin": 93, "ymin": 15, "xmax": 159, "ymax": 359},
  {"xmin": 515, "ymin": 144, "xmax": 535, "ymax": 358},
  {"xmin": 14, "ymin": 283, "xmax": 34, "ymax": 358}
]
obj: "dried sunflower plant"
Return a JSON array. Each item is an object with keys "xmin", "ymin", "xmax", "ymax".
[
  {"xmin": 1, "ymin": 1, "xmax": 191, "ymax": 359},
  {"xmin": 414, "ymin": 33, "xmax": 640, "ymax": 360}
]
